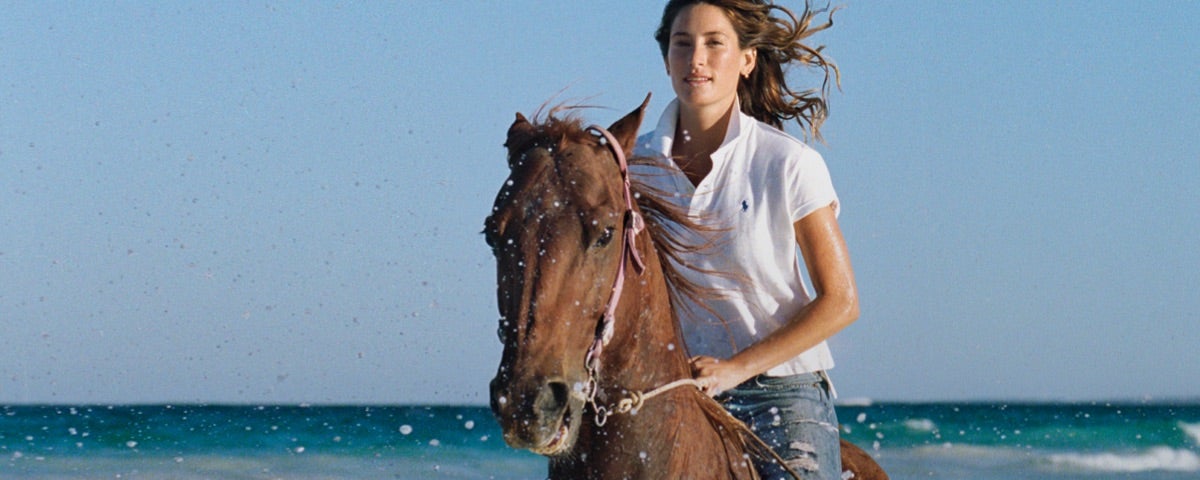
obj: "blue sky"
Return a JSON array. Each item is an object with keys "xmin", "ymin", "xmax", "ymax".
[{"xmin": 2, "ymin": 1, "xmax": 1196, "ymax": 405}]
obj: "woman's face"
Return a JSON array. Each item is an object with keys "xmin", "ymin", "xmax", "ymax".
[{"xmin": 666, "ymin": 3, "xmax": 756, "ymax": 113}]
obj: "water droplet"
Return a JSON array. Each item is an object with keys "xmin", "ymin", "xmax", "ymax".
[
  {"xmin": 125, "ymin": 441, "xmax": 138, "ymax": 449},
  {"xmin": 464, "ymin": 420, "xmax": 475, "ymax": 430},
  {"xmin": 399, "ymin": 425, "xmax": 413, "ymax": 435}
]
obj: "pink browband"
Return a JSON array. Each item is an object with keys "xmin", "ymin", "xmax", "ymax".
[{"xmin": 583, "ymin": 125, "xmax": 646, "ymax": 379}]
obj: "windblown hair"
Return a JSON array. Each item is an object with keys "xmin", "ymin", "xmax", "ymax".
[{"xmin": 655, "ymin": 0, "xmax": 840, "ymax": 140}]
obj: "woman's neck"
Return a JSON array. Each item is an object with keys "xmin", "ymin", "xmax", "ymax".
[
  {"xmin": 673, "ymin": 100, "xmax": 735, "ymax": 161},
  {"xmin": 671, "ymin": 99, "xmax": 736, "ymax": 186}
]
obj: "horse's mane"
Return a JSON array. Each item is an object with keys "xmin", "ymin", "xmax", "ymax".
[{"xmin": 625, "ymin": 163, "xmax": 737, "ymax": 333}]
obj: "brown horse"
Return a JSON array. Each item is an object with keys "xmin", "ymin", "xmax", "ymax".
[{"xmin": 485, "ymin": 96, "xmax": 887, "ymax": 480}]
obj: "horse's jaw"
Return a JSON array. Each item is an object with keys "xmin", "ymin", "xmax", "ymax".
[{"xmin": 532, "ymin": 398, "xmax": 585, "ymax": 457}]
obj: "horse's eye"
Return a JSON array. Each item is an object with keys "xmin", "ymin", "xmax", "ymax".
[
  {"xmin": 496, "ymin": 317, "xmax": 510, "ymax": 343},
  {"xmin": 482, "ymin": 225, "xmax": 498, "ymax": 249},
  {"xmin": 484, "ymin": 230, "xmax": 510, "ymax": 255},
  {"xmin": 593, "ymin": 226, "xmax": 615, "ymax": 249}
]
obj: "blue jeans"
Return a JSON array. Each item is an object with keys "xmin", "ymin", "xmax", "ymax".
[{"xmin": 718, "ymin": 372, "xmax": 842, "ymax": 480}]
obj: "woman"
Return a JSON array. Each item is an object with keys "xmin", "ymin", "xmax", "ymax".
[{"xmin": 634, "ymin": 1, "xmax": 857, "ymax": 478}]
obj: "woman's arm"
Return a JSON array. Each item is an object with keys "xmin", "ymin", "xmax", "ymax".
[{"xmin": 692, "ymin": 203, "xmax": 860, "ymax": 395}]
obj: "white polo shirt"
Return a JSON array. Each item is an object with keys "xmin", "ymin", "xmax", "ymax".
[{"xmin": 633, "ymin": 99, "xmax": 840, "ymax": 377}]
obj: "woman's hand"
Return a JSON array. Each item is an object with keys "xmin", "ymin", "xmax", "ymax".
[{"xmin": 689, "ymin": 355, "xmax": 752, "ymax": 397}]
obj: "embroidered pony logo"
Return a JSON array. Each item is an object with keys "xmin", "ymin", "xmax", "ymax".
[{"xmin": 741, "ymin": 200, "xmax": 750, "ymax": 212}]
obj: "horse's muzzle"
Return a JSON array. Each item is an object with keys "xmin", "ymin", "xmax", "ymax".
[{"xmin": 490, "ymin": 375, "xmax": 580, "ymax": 455}]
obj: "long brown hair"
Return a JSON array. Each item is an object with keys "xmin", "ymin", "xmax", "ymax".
[{"xmin": 655, "ymin": 0, "xmax": 840, "ymax": 140}]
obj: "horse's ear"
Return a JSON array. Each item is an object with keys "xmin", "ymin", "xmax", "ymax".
[
  {"xmin": 606, "ymin": 92, "xmax": 652, "ymax": 158},
  {"xmin": 505, "ymin": 113, "xmax": 537, "ymax": 168}
]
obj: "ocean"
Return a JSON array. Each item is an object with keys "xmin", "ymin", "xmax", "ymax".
[{"xmin": 2, "ymin": 402, "xmax": 1198, "ymax": 479}]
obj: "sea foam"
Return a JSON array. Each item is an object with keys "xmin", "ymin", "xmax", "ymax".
[
  {"xmin": 903, "ymin": 418, "xmax": 937, "ymax": 432},
  {"xmin": 1180, "ymin": 421, "xmax": 1200, "ymax": 446},
  {"xmin": 1048, "ymin": 446, "xmax": 1200, "ymax": 472}
]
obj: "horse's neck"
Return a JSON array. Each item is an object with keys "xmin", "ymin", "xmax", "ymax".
[
  {"xmin": 568, "ymin": 239, "xmax": 756, "ymax": 478},
  {"xmin": 601, "ymin": 245, "xmax": 692, "ymax": 391}
]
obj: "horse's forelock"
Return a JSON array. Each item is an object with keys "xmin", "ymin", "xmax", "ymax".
[{"xmin": 507, "ymin": 108, "xmax": 601, "ymax": 156}]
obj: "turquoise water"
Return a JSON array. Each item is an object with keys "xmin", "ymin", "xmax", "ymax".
[{"xmin": 2, "ymin": 402, "xmax": 1197, "ymax": 479}]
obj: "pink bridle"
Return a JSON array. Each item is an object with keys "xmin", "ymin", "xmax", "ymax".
[
  {"xmin": 582, "ymin": 125, "xmax": 646, "ymax": 384},
  {"xmin": 574, "ymin": 125, "xmax": 706, "ymax": 427}
]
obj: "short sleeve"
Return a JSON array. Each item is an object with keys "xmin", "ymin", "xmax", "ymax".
[{"xmin": 785, "ymin": 147, "xmax": 840, "ymax": 222}]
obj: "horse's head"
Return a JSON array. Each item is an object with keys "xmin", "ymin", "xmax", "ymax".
[{"xmin": 485, "ymin": 96, "xmax": 650, "ymax": 456}]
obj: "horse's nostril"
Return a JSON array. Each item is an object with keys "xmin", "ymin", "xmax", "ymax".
[{"xmin": 537, "ymin": 380, "xmax": 570, "ymax": 416}]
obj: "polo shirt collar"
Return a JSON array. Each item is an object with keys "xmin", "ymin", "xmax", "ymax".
[{"xmin": 649, "ymin": 97, "xmax": 749, "ymax": 161}]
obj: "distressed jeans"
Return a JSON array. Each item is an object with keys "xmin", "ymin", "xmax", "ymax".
[{"xmin": 719, "ymin": 371, "xmax": 842, "ymax": 480}]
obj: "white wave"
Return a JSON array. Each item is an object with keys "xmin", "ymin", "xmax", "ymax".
[
  {"xmin": 836, "ymin": 397, "xmax": 873, "ymax": 407},
  {"xmin": 1048, "ymin": 446, "xmax": 1200, "ymax": 472},
  {"xmin": 903, "ymin": 418, "xmax": 937, "ymax": 432},
  {"xmin": 1181, "ymin": 421, "xmax": 1200, "ymax": 446}
]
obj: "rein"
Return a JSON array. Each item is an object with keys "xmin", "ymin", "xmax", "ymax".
[{"xmin": 578, "ymin": 125, "xmax": 701, "ymax": 427}]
